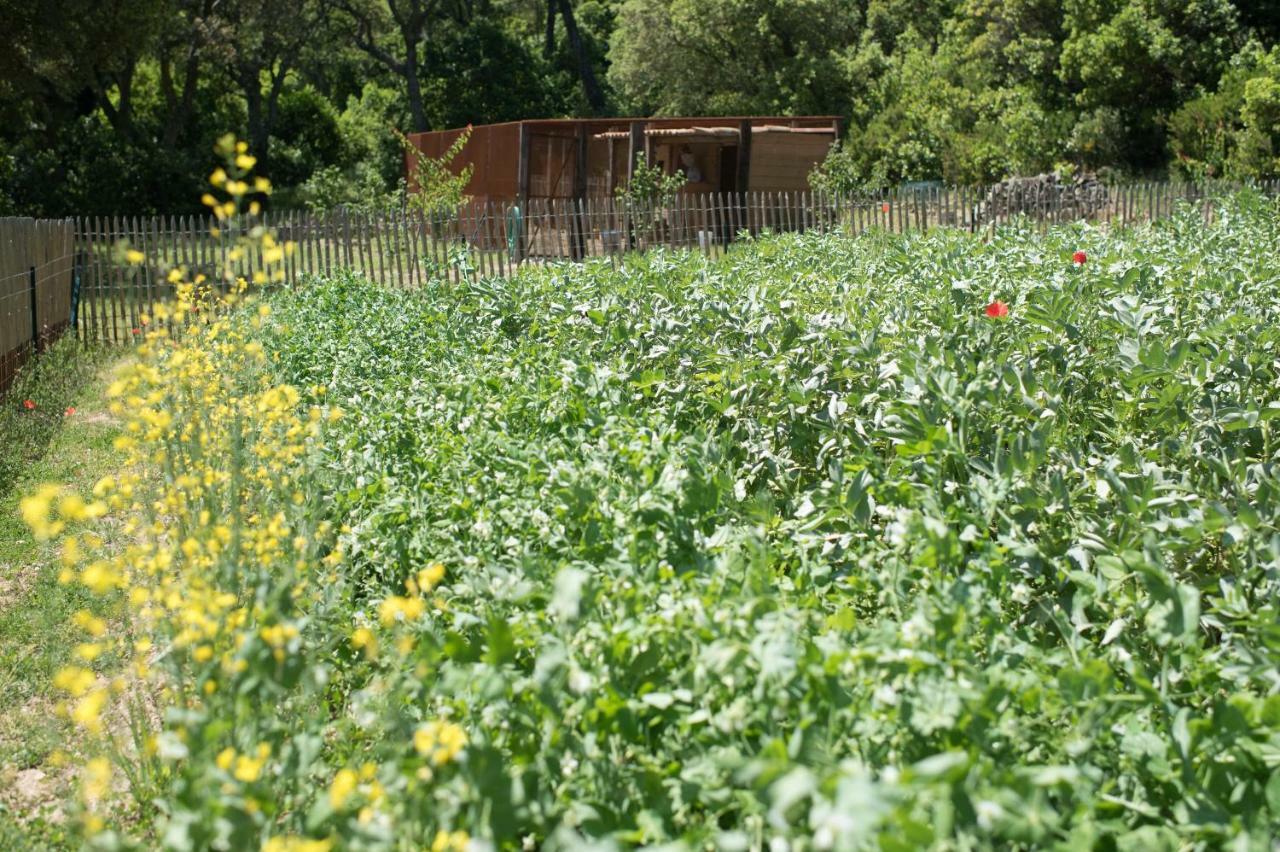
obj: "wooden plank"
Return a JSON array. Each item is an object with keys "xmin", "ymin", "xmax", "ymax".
[
  {"xmin": 470, "ymin": 202, "xmax": 486, "ymax": 278},
  {"xmin": 627, "ymin": 121, "xmax": 644, "ymax": 182},
  {"xmin": 317, "ymin": 210, "xmax": 328, "ymax": 277},
  {"xmin": 141, "ymin": 215, "xmax": 154, "ymax": 323},
  {"xmin": 70, "ymin": 219, "xmax": 83, "ymax": 343},
  {"xmin": 83, "ymin": 218, "xmax": 98, "ymax": 343},
  {"xmin": 424, "ymin": 208, "xmax": 440, "ymax": 281},
  {"xmin": 338, "ymin": 207, "xmax": 349, "ymax": 270},
  {"xmin": 392, "ymin": 207, "xmax": 405, "ymax": 287},
  {"xmin": 72, "ymin": 219, "xmax": 85, "ymax": 343},
  {"xmin": 488, "ymin": 202, "xmax": 504, "ymax": 278},
  {"xmin": 116, "ymin": 216, "xmax": 132, "ymax": 335},
  {"xmin": 712, "ymin": 190, "xmax": 721, "ymax": 243},
  {"xmin": 359, "ymin": 210, "xmax": 371, "ymax": 277},
  {"xmin": 518, "ymin": 123, "xmax": 532, "ymax": 210},
  {"xmin": 413, "ymin": 208, "xmax": 427, "ymax": 286},
  {"xmin": 371, "ymin": 209, "xmax": 384, "ymax": 282},
  {"xmin": 558, "ymin": 198, "xmax": 573, "ymax": 258},
  {"xmin": 399, "ymin": 207, "xmax": 413, "ymax": 286},
  {"xmin": 301, "ymin": 210, "xmax": 313, "ymax": 281},
  {"xmin": 281, "ymin": 210, "xmax": 292, "ymax": 286},
  {"xmin": 437, "ymin": 208, "xmax": 449, "ymax": 284}
]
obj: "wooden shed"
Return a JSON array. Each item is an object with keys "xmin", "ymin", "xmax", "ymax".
[{"xmin": 404, "ymin": 116, "xmax": 842, "ymax": 205}]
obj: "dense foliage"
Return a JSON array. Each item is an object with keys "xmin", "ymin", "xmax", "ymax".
[
  {"xmin": 5, "ymin": 0, "xmax": 1280, "ymax": 212},
  {"xmin": 32, "ymin": 184, "xmax": 1280, "ymax": 847}
]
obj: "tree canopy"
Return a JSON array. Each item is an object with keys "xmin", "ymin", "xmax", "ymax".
[{"xmin": 2, "ymin": 0, "xmax": 1277, "ymax": 213}]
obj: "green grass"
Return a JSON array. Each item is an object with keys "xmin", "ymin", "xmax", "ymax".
[
  {"xmin": 0, "ymin": 339, "xmax": 115, "ymax": 497},
  {"xmin": 0, "ymin": 353, "xmax": 128, "ymax": 845}
]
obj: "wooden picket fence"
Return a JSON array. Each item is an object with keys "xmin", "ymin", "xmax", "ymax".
[{"xmin": 35, "ymin": 179, "xmax": 1280, "ymax": 349}]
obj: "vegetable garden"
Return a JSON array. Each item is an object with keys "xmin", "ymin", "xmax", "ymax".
[{"xmin": 15, "ymin": 157, "xmax": 1280, "ymax": 849}]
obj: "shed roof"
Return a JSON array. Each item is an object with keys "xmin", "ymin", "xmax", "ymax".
[{"xmin": 410, "ymin": 115, "xmax": 842, "ymax": 140}]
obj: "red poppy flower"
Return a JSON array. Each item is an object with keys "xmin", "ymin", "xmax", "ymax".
[
  {"xmin": 1072, "ymin": 250, "xmax": 1087, "ymax": 265},
  {"xmin": 22, "ymin": 399, "xmax": 35, "ymax": 410},
  {"xmin": 984, "ymin": 301, "xmax": 1009, "ymax": 318},
  {"xmin": 65, "ymin": 406, "xmax": 76, "ymax": 416},
  {"xmin": 131, "ymin": 328, "xmax": 141, "ymax": 335},
  {"xmin": 881, "ymin": 203, "xmax": 891, "ymax": 213}
]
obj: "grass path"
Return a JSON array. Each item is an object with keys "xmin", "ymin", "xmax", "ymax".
[{"xmin": 0, "ymin": 353, "xmax": 131, "ymax": 848}]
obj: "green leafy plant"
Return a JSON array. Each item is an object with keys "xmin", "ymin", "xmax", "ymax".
[
  {"xmin": 30, "ymin": 189, "xmax": 1280, "ymax": 850},
  {"xmin": 615, "ymin": 153, "xmax": 686, "ymax": 247},
  {"xmin": 397, "ymin": 126, "xmax": 475, "ymax": 218}
]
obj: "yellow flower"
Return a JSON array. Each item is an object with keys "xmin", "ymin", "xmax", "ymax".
[
  {"xmin": 432, "ymin": 830, "xmax": 470, "ymax": 852},
  {"xmin": 19, "ymin": 485, "xmax": 63, "ymax": 540},
  {"xmin": 73, "ymin": 610, "xmax": 108, "ymax": 637},
  {"xmin": 215, "ymin": 747, "xmax": 236, "ymax": 771},
  {"xmin": 230, "ymin": 743, "xmax": 271, "ymax": 782},
  {"xmin": 235, "ymin": 154, "xmax": 256, "ymax": 171},
  {"xmin": 126, "ymin": 249, "xmax": 146, "ymax": 264},
  {"xmin": 74, "ymin": 643, "xmax": 104, "ymax": 662},
  {"xmin": 414, "ymin": 720, "xmax": 467, "ymax": 766},
  {"xmin": 378, "ymin": 595, "xmax": 425, "ymax": 627},
  {"xmin": 234, "ymin": 753, "xmax": 264, "ymax": 783},
  {"xmin": 418, "ymin": 562, "xmax": 446, "ymax": 591},
  {"xmin": 54, "ymin": 665, "xmax": 96, "ymax": 697},
  {"xmin": 83, "ymin": 756, "xmax": 112, "ymax": 802},
  {"xmin": 351, "ymin": 626, "xmax": 378, "ymax": 658},
  {"xmin": 71, "ymin": 689, "xmax": 108, "ymax": 731},
  {"xmin": 262, "ymin": 838, "xmax": 331, "ymax": 852},
  {"xmin": 329, "ymin": 767, "xmax": 357, "ymax": 809}
]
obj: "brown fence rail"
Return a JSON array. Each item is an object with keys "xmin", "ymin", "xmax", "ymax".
[
  {"xmin": 0, "ymin": 217, "xmax": 75, "ymax": 391},
  {"xmin": 3, "ymin": 180, "xmax": 1275, "ymax": 358}
]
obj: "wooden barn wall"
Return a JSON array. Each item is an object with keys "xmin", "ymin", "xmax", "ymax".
[
  {"xmin": 748, "ymin": 133, "xmax": 836, "ymax": 192},
  {"xmin": 529, "ymin": 133, "xmax": 576, "ymax": 198},
  {"xmin": 406, "ymin": 124, "xmax": 521, "ymax": 203}
]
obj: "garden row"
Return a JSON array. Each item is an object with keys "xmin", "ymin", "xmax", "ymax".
[{"xmin": 31, "ymin": 188, "xmax": 1280, "ymax": 849}]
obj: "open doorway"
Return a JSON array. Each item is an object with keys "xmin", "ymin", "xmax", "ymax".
[{"xmin": 719, "ymin": 146, "xmax": 738, "ymax": 193}]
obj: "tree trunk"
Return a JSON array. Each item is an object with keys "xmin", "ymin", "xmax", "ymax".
[
  {"xmin": 160, "ymin": 44, "xmax": 201, "ymax": 150},
  {"xmin": 544, "ymin": 0, "xmax": 556, "ymax": 58},
  {"xmin": 556, "ymin": 0, "xmax": 604, "ymax": 114},
  {"xmin": 404, "ymin": 34, "xmax": 428, "ymax": 132},
  {"xmin": 242, "ymin": 65, "xmax": 269, "ymax": 163}
]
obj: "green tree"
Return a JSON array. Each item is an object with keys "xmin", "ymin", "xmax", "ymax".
[
  {"xmin": 1058, "ymin": 0, "xmax": 1244, "ymax": 168},
  {"xmin": 607, "ymin": 0, "xmax": 862, "ymax": 115},
  {"xmin": 1169, "ymin": 42, "xmax": 1280, "ymax": 178}
]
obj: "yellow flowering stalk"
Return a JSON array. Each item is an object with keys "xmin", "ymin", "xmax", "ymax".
[{"xmin": 20, "ymin": 137, "xmax": 471, "ymax": 850}]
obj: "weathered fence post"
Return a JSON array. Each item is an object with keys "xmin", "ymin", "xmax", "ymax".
[{"xmin": 29, "ymin": 265, "xmax": 39, "ymax": 353}]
